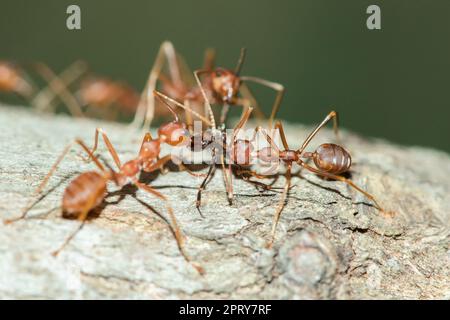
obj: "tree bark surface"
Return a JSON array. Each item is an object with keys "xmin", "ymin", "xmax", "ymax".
[{"xmin": 0, "ymin": 106, "xmax": 449, "ymax": 299}]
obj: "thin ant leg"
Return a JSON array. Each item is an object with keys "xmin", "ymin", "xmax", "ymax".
[
  {"xmin": 134, "ymin": 182, "xmax": 184, "ymax": 245},
  {"xmin": 133, "ymin": 41, "xmax": 181, "ymax": 129},
  {"xmin": 297, "ymin": 111, "xmax": 340, "ymax": 154},
  {"xmin": 4, "ymin": 139, "xmax": 106, "ymax": 224},
  {"xmin": 196, "ymin": 163, "xmax": 216, "ymax": 216},
  {"xmin": 51, "ymin": 202, "xmax": 93, "ymax": 257},
  {"xmin": 177, "ymin": 162, "xmax": 208, "ymax": 178},
  {"xmin": 234, "ymin": 48, "xmax": 247, "ymax": 75},
  {"xmin": 134, "ymin": 182, "xmax": 204, "ymax": 274},
  {"xmin": 256, "ymin": 126, "xmax": 281, "ymax": 153},
  {"xmin": 203, "ymin": 48, "xmax": 216, "ymax": 71},
  {"xmin": 184, "ymin": 99, "xmax": 194, "ymax": 133},
  {"xmin": 239, "ymin": 76, "xmax": 284, "ymax": 129},
  {"xmin": 235, "ymin": 168, "xmax": 274, "ymax": 180},
  {"xmin": 267, "ymin": 163, "xmax": 292, "ymax": 248},
  {"xmin": 33, "ymin": 60, "xmax": 88, "ymax": 113},
  {"xmin": 274, "ymin": 121, "xmax": 290, "ymax": 150},
  {"xmin": 219, "ymin": 152, "xmax": 233, "ymax": 205},
  {"xmin": 143, "ymin": 154, "xmax": 172, "ymax": 173},
  {"xmin": 154, "ymin": 90, "xmax": 212, "ymax": 126},
  {"xmin": 85, "ymin": 128, "xmax": 122, "ymax": 169},
  {"xmin": 299, "ymin": 161, "xmax": 387, "ymax": 213},
  {"xmin": 224, "ymin": 106, "xmax": 254, "ymax": 202},
  {"xmin": 33, "ymin": 63, "xmax": 84, "ymax": 117},
  {"xmin": 194, "ymin": 69, "xmax": 216, "ymax": 129},
  {"xmin": 172, "ymin": 52, "xmax": 194, "ymax": 87},
  {"xmin": 219, "ymin": 103, "xmax": 230, "ymax": 126}
]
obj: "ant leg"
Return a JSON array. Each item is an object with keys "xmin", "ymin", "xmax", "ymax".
[
  {"xmin": 194, "ymin": 69, "xmax": 216, "ymax": 128},
  {"xmin": 85, "ymin": 128, "xmax": 122, "ymax": 169},
  {"xmin": 134, "ymin": 182, "xmax": 184, "ymax": 245},
  {"xmin": 274, "ymin": 121, "xmax": 290, "ymax": 150},
  {"xmin": 32, "ymin": 60, "xmax": 87, "ymax": 112},
  {"xmin": 240, "ymin": 76, "xmax": 284, "ymax": 129},
  {"xmin": 219, "ymin": 103, "xmax": 230, "ymax": 126},
  {"xmin": 196, "ymin": 164, "xmax": 216, "ymax": 215},
  {"xmin": 184, "ymin": 99, "xmax": 194, "ymax": 133},
  {"xmin": 133, "ymin": 41, "xmax": 181, "ymax": 129},
  {"xmin": 225, "ymin": 106, "xmax": 254, "ymax": 203},
  {"xmin": 154, "ymin": 90, "xmax": 212, "ymax": 126},
  {"xmin": 33, "ymin": 62, "xmax": 84, "ymax": 117},
  {"xmin": 134, "ymin": 182, "xmax": 204, "ymax": 274},
  {"xmin": 220, "ymin": 152, "xmax": 233, "ymax": 205},
  {"xmin": 267, "ymin": 163, "xmax": 292, "ymax": 248},
  {"xmin": 177, "ymin": 162, "xmax": 208, "ymax": 177},
  {"xmin": 202, "ymin": 48, "xmax": 216, "ymax": 71},
  {"xmin": 256, "ymin": 126, "xmax": 281, "ymax": 153},
  {"xmin": 299, "ymin": 161, "xmax": 387, "ymax": 214},
  {"xmin": 234, "ymin": 47, "xmax": 247, "ymax": 75},
  {"xmin": 297, "ymin": 111, "xmax": 340, "ymax": 154},
  {"xmin": 51, "ymin": 202, "xmax": 93, "ymax": 257},
  {"xmin": 235, "ymin": 168, "xmax": 273, "ymax": 180},
  {"xmin": 143, "ymin": 154, "xmax": 172, "ymax": 173},
  {"xmin": 4, "ymin": 139, "xmax": 106, "ymax": 224}
]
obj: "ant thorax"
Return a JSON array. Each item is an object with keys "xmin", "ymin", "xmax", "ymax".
[{"xmin": 116, "ymin": 159, "xmax": 141, "ymax": 186}]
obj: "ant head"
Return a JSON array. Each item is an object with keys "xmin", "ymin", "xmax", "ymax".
[
  {"xmin": 210, "ymin": 68, "xmax": 241, "ymax": 103},
  {"xmin": 139, "ymin": 139, "xmax": 161, "ymax": 160},
  {"xmin": 0, "ymin": 61, "xmax": 21, "ymax": 92},
  {"xmin": 158, "ymin": 121, "xmax": 190, "ymax": 147}
]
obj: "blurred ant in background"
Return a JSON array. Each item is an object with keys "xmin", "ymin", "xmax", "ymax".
[
  {"xmin": 0, "ymin": 60, "xmax": 37, "ymax": 106},
  {"xmin": 32, "ymin": 60, "xmax": 140, "ymax": 120},
  {"xmin": 133, "ymin": 41, "xmax": 284, "ymax": 131}
]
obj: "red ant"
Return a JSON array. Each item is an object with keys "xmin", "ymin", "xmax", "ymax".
[
  {"xmin": 154, "ymin": 88, "xmax": 257, "ymax": 215},
  {"xmin": 238, "ymin": 112, "xmax": 393, "ymax": 248},
  {"xmin": 3, "ymin": 96, "xmax": 209, "ymax": 274},
  {"xmin": 32, "ymin": 61, "xmax": 140, "ymax": 120},
  {"xmin": 133, "ymin": 41, "xmax": 284, "ymax": 130},
  {"xmin": 0, "ymin": 60, "xmax": 37, "ymax": 104}
]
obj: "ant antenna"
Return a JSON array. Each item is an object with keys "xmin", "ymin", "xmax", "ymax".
[
  {"xmin": 154, "ymin": 91, "xmax": 179, "ymax": 122},
  {"xmin": 234, "ymin": 48, "xmax": 247, "ymax": 75}
]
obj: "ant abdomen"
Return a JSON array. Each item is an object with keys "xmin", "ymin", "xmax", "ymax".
[
  {"xmin": 313, "ymin": 143, "xmax": 352, "ymax": 174},
  {"xmin": 62, "ymin": 171, "xmax": 107, "ymax": 219}
]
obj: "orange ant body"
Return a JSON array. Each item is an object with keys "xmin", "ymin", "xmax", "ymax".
[
  {"xmin": 4, "ymin": 96, "xmax": 209, "ymax": 274},
  {"xmin": 133, "ymin": 41, "xmax": 284, "ymax": 130},
  {"xmin": 239, "ymin": 111, "xmax": 392, "ymax": 247}
]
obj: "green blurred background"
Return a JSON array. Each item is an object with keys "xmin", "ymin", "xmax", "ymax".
[{"xmin": 1, "ymin": 0, "xmax": 449, "ymax": 152}]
